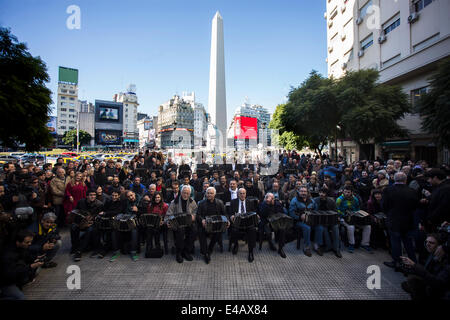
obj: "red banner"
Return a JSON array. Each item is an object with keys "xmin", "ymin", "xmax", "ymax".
[{"xmin": 234, "ymin": 116, "xmax": 257, "ymax": 140}]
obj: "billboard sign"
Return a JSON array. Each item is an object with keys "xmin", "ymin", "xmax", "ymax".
[
  {"xmin": 97, "ymin": 130, "xmax": 121, "ymax": 145},
  {"xmin": 234, "ymin": 116, "xmax": 257, "ymax": 140},
  {"xmin": 58, "ymin": 66, "xmax": 78, "ymax": 84},
  {"xmin": 47, "ymin": 116, "xmax": 57, "ymax": 135},
  {"xmin": 144, "ymin": 119, "xmax": 152, "ymax": 130}
]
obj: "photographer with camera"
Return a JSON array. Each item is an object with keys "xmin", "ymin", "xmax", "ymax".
[
  {"xmin": 0, "ymin": 229, "xmax": 44, "ymax": 300},
  {"xmin": 27, "ymin": 212, "xmax": 61, "ymax": 268},
  {"xmin": 400, "ymin": 232, "xmax": 450, "ymax": 300}
]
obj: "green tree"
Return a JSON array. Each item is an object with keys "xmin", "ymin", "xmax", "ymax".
[
  {"xmin": 418, "ymin": 57, "xmax": 450, "ymax": 149},
  {"xmin": 269, "ymin": 103, "xmax": 307, "ymax": 151},
  {"xmin": 0, "ymin": 27, "xmax": 52, "ymax": 151},
  {"xmin": 336, "ymin": 69, "xmax": 410, "ymax": 144},
  {"xmin": 62, "ymin": 130, "xmax": 92, "ymax": 146},
  {"xmin": 282, "ymin": 71, "xmax": 339, "ymax": 157}
]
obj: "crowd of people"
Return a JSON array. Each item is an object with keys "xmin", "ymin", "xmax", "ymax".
[{"xmin": 0, "ymin": 149, "xmax": 449, "ymax": 300}]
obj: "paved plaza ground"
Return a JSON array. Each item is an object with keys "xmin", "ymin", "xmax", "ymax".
[{"xmin": 23, "ymin": 230, "xmax": 410, "ymax": 300}]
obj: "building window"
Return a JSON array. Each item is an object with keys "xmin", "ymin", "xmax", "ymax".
[
  {"xmin": 60, "ymin": 120, "xmax": 66, "ymax": 124},
  {"xmin": 384, "ymin": 18, "xmax": 400, "ymax": 35},
  {"xmin": 411, "ymin": 86, "xmax": 429, "ymax": 111},
  {"xmin": 69, "ymin": 90, "xmax": 75, "ymax": 94},
  {"xmin": 61, "ymin": 113, "xmax": 66, "ymax": 118},
  {"xmin": 415, "ymin": 0, "xmax": 433, "ymax": 12},
  {"xmin": 61, "ymin": 108, "xmax": 67, "ymax": 112},
  {"xmin": 60, "ymin": 126, "xmax": 66, "ymax": 130},
  {"xmin": 69, "ymin": 126, "xmax": 75, "ymax": 130},
  {"xmin": 61, "ymin": 96, "xmax": 66, "ymax": 100},
  {"xmin": 359, "ymin": 0, "xmax": 372, "ymax": 19},
  {"xmin": 61, "ymin": 89, "xmax": 67, "ymax": 93},
  {"xmin": 360, "ymin": 34, "xmax": 373, "ymax": 51},
  {"xmin": 69, "ymin": 97, "xmax": 75, "ymax": 101}
]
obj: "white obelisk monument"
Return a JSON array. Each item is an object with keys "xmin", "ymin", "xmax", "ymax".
[{"xmin": 208, "ymin": 11, "xmax": 227, "ymax": 153}]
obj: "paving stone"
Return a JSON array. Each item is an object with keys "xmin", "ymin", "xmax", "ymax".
[{"xmin": 22, "ymin": 230, "xmax": 410, "ymax": 300}]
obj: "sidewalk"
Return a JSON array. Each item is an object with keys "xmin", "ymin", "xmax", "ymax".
[{"xmin": 23, "ymin": 231, "xmax": 410, "ymax": 300}]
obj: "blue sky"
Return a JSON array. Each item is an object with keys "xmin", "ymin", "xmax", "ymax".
[{"xmin": 0, "ymin": 0, "xmax": 327, "ymax": 123}]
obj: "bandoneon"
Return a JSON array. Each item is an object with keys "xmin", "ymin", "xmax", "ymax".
[
  {"xmin": 205, "ymin": 215, "xmax": 228, "ymax": 233},
  {"xmin": 113, "ymin": 213, "xmax": 138, "ymax": 232},
  {"xmin": 268, "ymin": 213, "xmax": 293, "ymax": 232},
  {"xmin": 70, "ymin": 209, "xmax": 90, "ymax": 226},
  {"xmin": 138, "ymin": 213, "xmax": 161, "ymax": 229},
  {"xmin": 305, "ymin": 210, "xmax": 339, "ymax": 226},
  {"xmin": 165, "ymin": 213, "xmax": 193, "ymax": 230},
  {"xmin": 373, "ymin": 212, "xmax": 387, "ymax": 228},
  {"xmin": 346, "ymin": 210, "xmax": 371, "ymax": 226},
  {"xmin": 95, "ymin": 215, "xmax": 114, "ymax": 230},
  {"xmin": 233, "ymin": 212, "xmax": 259, "ymax": 230}
]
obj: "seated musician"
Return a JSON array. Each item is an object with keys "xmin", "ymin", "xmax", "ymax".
[
  {"xmin": 288, "ymin": 186, "xmax": 319, "ymax": 257},
  {"xmin": 144, "ymin": 192, "xmax": 168, "ymax": 256},
  {"xmin": 229, "ymin": 188, "xmax": 257, "ymax": 263},
  {"xmin": 336, "ymin": 186, "xmax": 373, "ymax": 254},
  {"xmin": 71, "ymin": 189, "xmax": 103, "ymax": 262},
  {"xmin": 313, "ymin": 188, "xmax": 342, "ymax": 258},
  {"xmin": 258, "ymin": 193, "xmax": 287, "ymax": 258},
  {"xmin": 166, "ymin": 186, "xmax": 197, "ymax": 263},
  {"xmin": 197, "ymin": 187, "xmax": 229, "ymax": 264},
  {"xmin": 109, "ymin": 191, "xmax": 140, "ymax": 262},
  {"xmin": 97, "ymin": 190, "xmax": 123, "ymax": 258}
]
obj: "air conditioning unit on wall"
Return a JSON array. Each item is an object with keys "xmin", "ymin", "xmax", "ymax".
[{"xmin": 378, "ymin": 35, "xmax": 387, "ymax": 44}]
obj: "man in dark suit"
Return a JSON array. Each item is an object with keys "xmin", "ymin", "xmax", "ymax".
[
  {"xmin": 196, "ymin": 187, "xmax": 229, "ymax": 264},
  {"xmin": 229, "ymin": 188, "xmax": 258, "ymax": 262},
  {"xmin": 383, "ymin": 172, "xmax": 420, "ymax": 269}
]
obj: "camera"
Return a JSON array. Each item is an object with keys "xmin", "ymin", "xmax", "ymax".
[{"xmin": 45, "ymin": 230, "xmax": 61, "ymax": 243}]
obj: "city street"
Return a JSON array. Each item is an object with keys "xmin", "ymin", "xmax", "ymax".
[{"xmin": 23, "ymin": 230, "xmax": 409, "ymax": 300}]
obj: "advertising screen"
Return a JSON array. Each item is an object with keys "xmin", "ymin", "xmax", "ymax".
[
  {"xmin": 144, "ymin": 120, "xmax": 152, "ymax": 130},
  {"xmin": 99, "ymin": 131, "xmax": 121, "ymax": 144},
  {"xmin": 99, "ymin": 107, "xmax": 119, "ymax": 121},
  {"xmin": 234, "ymin": 116, "xmax": 257, "ymax": 140},
  {"xmin": 47, "ymin": 116, "xmax": 57, "ymax": 135}
]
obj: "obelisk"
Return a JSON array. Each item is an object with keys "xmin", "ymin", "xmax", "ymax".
[{"xmin": 208, "ymin": 11, "xmax": 227, "ymax": 152}]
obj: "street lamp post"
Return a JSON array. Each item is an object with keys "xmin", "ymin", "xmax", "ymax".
[
  {"xmin": 76, "ymin": 110, "xmax": 79, "ymax": 153},
  {"xmin": 172, "ymin": 120, "xmax": 177, "ymax": 158}
]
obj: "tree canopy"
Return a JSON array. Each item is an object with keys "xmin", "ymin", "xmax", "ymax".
[
  {"xmin": 0, "ymin": 27, "xmax": 53, "ymax": 151},
  {"xmin": 62, "ymin": 130, "xmax": 92, "ymax": 146},
  {"xmin": 418, "ymin": 57, "xmax": 450, "ymax": 149},
  {"xmin": 274, "ymin": 69, "xmax": 411, "ymax": 157}
]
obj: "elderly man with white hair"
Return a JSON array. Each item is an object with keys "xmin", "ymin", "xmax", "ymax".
[
  {"xmin": 167, "ymin": 185, "xmax": 198, "ymax": 263},
  {"xmin": 196, "ymin": 187, "xmax": 229, "ymax": 264}
]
